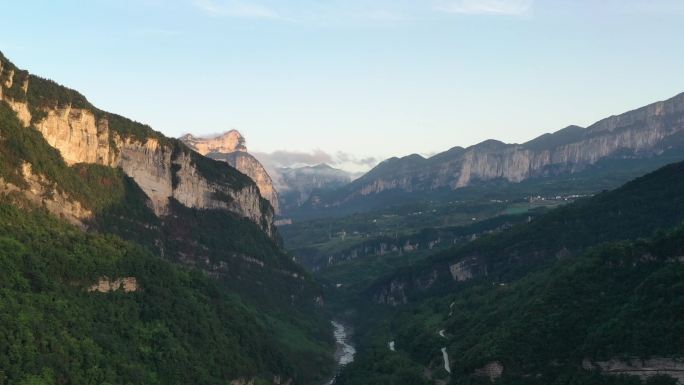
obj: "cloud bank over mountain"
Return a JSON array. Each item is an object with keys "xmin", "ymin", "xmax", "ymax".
[{"xmin": 252, "ymin": 149, "xmax": 377, "ymax": 173}]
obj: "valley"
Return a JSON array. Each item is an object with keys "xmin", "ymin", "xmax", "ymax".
[
  {"xmin": 300, "ymin": 160, "xmax": 684, "ymax": 385},
  {"xmin": 3, "ymin": 50, "xmax": 684, "ymax": 382},
  {"xmin": 1, "ymin": 4, "xmax": 684, "ymax": 384},
  {"xmin": 275, "ymin": 92, "xmax": 684, "ymax": 385}
]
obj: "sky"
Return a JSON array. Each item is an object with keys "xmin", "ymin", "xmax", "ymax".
[{"xmin": 2, "ymin": 0, "xmax": 684, "ymax": 172}]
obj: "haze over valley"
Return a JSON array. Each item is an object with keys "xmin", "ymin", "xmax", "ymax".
[{"xmin": 1, "ymin": 1, "xmax": 684, "ymax": 385}]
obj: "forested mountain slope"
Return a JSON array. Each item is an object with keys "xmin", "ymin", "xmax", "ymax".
[
  {"xmin": 339, "ymin": 223, "xmax": 684, "ymax": 385},
  {"xmin": 0, "ymin": 51, "xmax": 334, "ymax": 384},
  {"xmin": 0, "ymin": 202, "xmax": 313, "ymax": 385}
]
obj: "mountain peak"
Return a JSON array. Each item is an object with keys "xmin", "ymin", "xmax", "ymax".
[
  {"xmin": 471, "ymin": 139, "xmax": 506, "ymax": 150},
  {"xmin": 179, "ymin": 130, "xmax": 279, "ymax": 213},
  {"xmin": 220, "ymin": 129, "xmax": 244, "ymax": 140},
  {"xmin": 181, "ymin": 130, "xmax": 247, "ymax": 155}
]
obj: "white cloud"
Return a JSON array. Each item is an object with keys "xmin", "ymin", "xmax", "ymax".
[
  {"xmin": 193, "ymin": 0, "xmax": 284, "ymax": 20},
  {"xmin": 252, "ymin": 149, "xmax": 334, "ymax": 168},
  {"xmin": 435, "ymin": 0, "xmax": 534, "ymax": 15},
  {"xmin": 252, "ymin": 149, "xmax": 378, "ymax": 173}
]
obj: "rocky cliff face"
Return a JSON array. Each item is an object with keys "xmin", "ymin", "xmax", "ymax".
[
  {"xmin": 180, "ymin": 131, "xmax": 280, "ymax": 213},
  {"xmin": 335, "ymin": 92, "xmax": 684, "ymax": 200},
  {"xmin": 0, "ymin": 162, "xmax": 92, "ymax": 226},
  {"xmin": 0, "ymin": 54, "xmax": 275, "ymax": 237},
  {"xmin": 181, "ymin": 130, "xmax": 246, "ymax": 154},
  {"xmin": 583, "ymin": 358, "xmax": 684, "ymax": 383}
]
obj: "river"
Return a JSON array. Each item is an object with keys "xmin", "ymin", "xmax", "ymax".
[{"xmin": 325, "ymin": 320, "xmax": 356, "ymax": 384}]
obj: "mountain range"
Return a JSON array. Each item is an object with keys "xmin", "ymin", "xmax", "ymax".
[
  {"xmin": 303, "ymin": 92, "xmax": 684, "ymax": 216},
  {"xmin": 178, "ymin": 90, "xmax": 684, "ymax": 224}
]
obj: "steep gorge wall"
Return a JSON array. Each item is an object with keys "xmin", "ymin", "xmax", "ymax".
[
  {"xmin": 0, "ymin": 163, "xmax": 92, "ymax": 226},
  {"xmin": 0, "ymin": 59, "xmax": 274, "ymax": 236},
  {"xmin": 33, "ymin": 106, "xmax": 115, "ymax": 165},
  {"xmin": 350, "ymin": 93, "xmax": 684, "ymax": 197},
  {"xmin": 181, "ymin": 131, "xmax": 280, "ymax": 213},
  {"xmin": 224, "ymin": 151, "xmax": 279, "ymax": 214},
  {"xmin": 452, "ymin": 115, "xmax": 679, "ymax": 188}
]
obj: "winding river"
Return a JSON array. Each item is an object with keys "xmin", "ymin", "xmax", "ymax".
[{"xmin": 326, "ymin": 320, "xmax": 356, "ymax": 384}]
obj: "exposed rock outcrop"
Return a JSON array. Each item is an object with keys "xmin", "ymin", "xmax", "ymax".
[
  {"xmin": 372, "ymin": 278, "xmax": 408, "ymax": 306},
  {"xmin": 6, "ymin": 98, "xmax": 30, "ymax": 127},
  {"xmin": 182, "ymin": 129, "xmax": 246, "ymax": 154},
  {"xmin": 88, "ymin": 277, "xmax": 138, "ymax": 293},
  {"xmin": 583, "ymin": 358, "xmax": 684, "ymax": 383},
  {"xmin": 0, "ymin": 163, "xmax": 91, "ymax": 226},
  {"xmin": 449, "ymin": 260, "xmax": 474, "ymax": 282},
  {"xmin": 328, "ymin": 92, "xmax": 684, "ymax": 202},
  {"xmin": 0, "ymin": 56, "xmax": 275, "ymax": 237},
  {"xmin": 181, "ymin": 131, "xmax": 280, "ymax": 213},
  {"xmin": 34, "ymin": 106, "xmax": 115, "ymax": 165}
]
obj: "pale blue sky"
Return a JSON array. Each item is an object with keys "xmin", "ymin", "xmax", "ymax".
[{"xmin": 2, "ymin": 0, "xmax": 683, "ymax": 171}]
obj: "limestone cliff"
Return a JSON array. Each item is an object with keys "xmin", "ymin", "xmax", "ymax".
[
  {"xmin": 0, "ymin": 163, "xmax": 91, "ymax": 226},
  {"xmin": 181, "ymin": 130, "xmax": 246, "ymax": 154},
  {"xmin": 0, "ymin": 53, "xmax": 275, "ymax": 237},
  {"xmin": 332, "ymin": 92, "xmax": 684, "ymax": 201},
  {"xmin": 180, "ymin": 131, "xmax": 280, "ymax": 213}
]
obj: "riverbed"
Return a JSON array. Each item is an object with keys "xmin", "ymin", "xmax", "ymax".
[{"xmin": 326, "ymin": 320, "xmax": 356, "ymax": 384}]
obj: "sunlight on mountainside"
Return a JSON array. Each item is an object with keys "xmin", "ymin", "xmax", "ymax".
[{"xmin": 1, "ymin": 1, "xmax": 683, "ymax": 384}]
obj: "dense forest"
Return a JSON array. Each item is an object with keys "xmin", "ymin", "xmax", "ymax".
[
  {"xmin": 0, "ymin": 201, "xmax": 299, "ymax": 385},
  {"xmin": 337, "ymin": 224, "xmax": 684, "ymax": 385}
]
